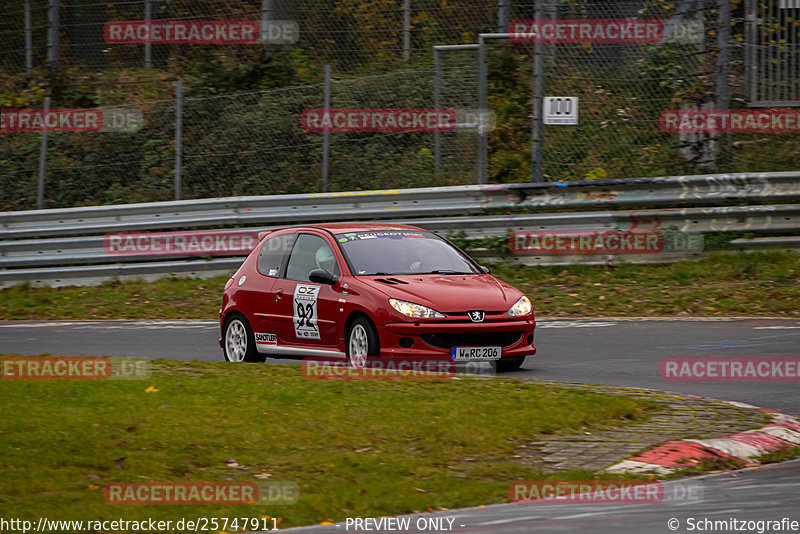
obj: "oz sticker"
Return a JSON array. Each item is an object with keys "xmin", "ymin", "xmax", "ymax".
[{"xmin": 294, "ymin": 284, "xmax": 320, "ymax": 340}]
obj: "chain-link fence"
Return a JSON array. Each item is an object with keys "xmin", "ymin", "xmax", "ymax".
[
  {"xmin": 1, "ymin": 68, "xmax": 476, "ymax": 211},
  {"xmin": 0, "ymin": 0, "xmax": 498, "ymax": 73},
  {"xmin": 1, "ymin": 0, "xmax": 799, "ymax": 211}
]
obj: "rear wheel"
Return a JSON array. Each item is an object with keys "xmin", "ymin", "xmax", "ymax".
[
  {"xmin": 496, "ymin": 356, "xmax": 525, "ymax": 373},
  {"xmin": 223, "ymin": 313, "xmax": 264, "ymax": 363},
  {"xmin": 346, "ymin": 317, "xmax": 380, "ymax": 368}
]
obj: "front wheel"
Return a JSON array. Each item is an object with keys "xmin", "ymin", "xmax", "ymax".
[
  {"xmin": 496, "ymin": 356, "xmax": 525, "ymax": 373},
  {"xmin": 346, "ymin": 317, "xmax": 380, "ymax": 368},
  {"xmin": 222, "ymin": 314, "xmax": 264, "ymax": 363}
]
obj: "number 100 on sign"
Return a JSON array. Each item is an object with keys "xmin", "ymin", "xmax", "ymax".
[{"xmin": 544, "ymin": 97, "xmax": 578, "ymax": 125}]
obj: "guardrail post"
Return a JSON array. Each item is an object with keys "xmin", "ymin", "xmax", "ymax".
[
  {"xmin": 530, "ymin": 0, "xmax": 545, "ymax": 182},
  {"xmin": 37, "ymin": 96, "xmax": 51, "ymax": 209},
  {"xmin": 322, "ymin": 64, "xmax": 331, "ymax": 193},
  {"xmin": 174, "ymin": 78, "xmax": 183, "ymax": 201}
]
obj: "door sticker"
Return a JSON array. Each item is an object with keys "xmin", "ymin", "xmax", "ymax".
[
  {"xmin": 255, "ymin": 332, "xmax": 277, "ymax": 345},
  {"xmin": 293, "ymin": 284, "xmax": 320, "ymax": 340}
]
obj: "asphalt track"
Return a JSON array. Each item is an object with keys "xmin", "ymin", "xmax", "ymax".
[
  {"xmin": 281, "ymin": 459, "xmax": 800, "ymax": 533},
  {"xmin": 1, "ymin": 317, "xmax": 798, "ymax": 413},
  {"xmin": 1, "ymin": 318, "xmax": 798, "ymax": 532}
]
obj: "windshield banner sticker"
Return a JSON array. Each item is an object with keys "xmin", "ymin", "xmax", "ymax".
[
  {"xmin": 335, "ymin": 231, "xmax": 426, "ymax": 243},
  {"xmin": 294, "ymin": 285, "xmax": 320, "ymax": 340}
]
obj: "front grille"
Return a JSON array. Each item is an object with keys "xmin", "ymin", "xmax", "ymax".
[
  {"xmin": 446, "ymin": 311, "xmax": 506, "ymax": 317},
  {"xmin": 422, "ymin": 332, "xmax": 523, "ymax": 350}
]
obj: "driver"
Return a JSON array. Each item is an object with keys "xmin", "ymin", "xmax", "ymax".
[{"xmin": 315, "ymin": 246, "xmax": 337, "ymax": 275}]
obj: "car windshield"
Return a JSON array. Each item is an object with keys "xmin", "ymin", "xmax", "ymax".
[{"xmin": 335, "ymin": 230, "xmax": 480, "ymax": 276}]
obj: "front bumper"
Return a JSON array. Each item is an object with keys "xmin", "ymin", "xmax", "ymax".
[{"xmin": 377, "ymin": 318, "xmax": 536, "ymax": 360}]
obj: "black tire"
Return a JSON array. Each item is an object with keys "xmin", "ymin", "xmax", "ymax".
[
  {"xmin": 222, "ymin": 313, "xmax": 265, "ymax": 363},
  {"xmin": 346, "ymin": 316, "xmax": 380, "ymax": 368},
  {"xmin": 496, "ymin": 356, "xmax": 525, "ymax": 373}
]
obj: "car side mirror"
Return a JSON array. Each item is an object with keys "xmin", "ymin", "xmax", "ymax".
[
  {"xmin": 480, "ymin": 265, "xmax": 491, "ymax": 274},
  {"xmin": 309, "ymin": 269, "xmax": 338, "ymax": 285}
]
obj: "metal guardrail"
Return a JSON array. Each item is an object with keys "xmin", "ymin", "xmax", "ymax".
[
  {"xmin": 1, "ymin": 172, "xmax": 799, "ymax": 287},
  {"xmin": 3, "ymin": 204, "xmax": 798, "ymax": 269},
  {"xmin": 3, "ymin": 172, "xmax": 799, "ymax": 239}
]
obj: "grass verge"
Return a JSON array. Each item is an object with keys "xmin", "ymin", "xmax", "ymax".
[
  {"xmin": 492, "ymin": 251, "xmax": 799, "ymax": 317},
  {"xmin": 0, "ymin": 252, "xmax": 797, "ymax": 320},
  {"xmin": 0, "ymin": 356, "xmax": 657, "ymax": 529}
]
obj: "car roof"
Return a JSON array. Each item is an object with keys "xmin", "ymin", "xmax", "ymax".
[
  {"xmin": 258, "ymin": 223, "xmax": 428, "ymax": 242},
  {"xmin": 294, "ymin": 222, "xmax": 427, "ymax": 234}
]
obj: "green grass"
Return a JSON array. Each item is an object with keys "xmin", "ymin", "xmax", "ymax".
[
  {"xmin": 0, "ymin": 252, "xmax": 797, "ymax": 320},
  {"xmin": 0, "ymin": 356, "xmax": 656, "ymax": 529},
  {"xmin": 491, "ymin": 251, "xmax": 800, "ymax": 318}
]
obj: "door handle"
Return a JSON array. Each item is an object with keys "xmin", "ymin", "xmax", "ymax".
[{"xmin": 275, "ymin": 288, "xmax": 284, "ymax": 301}]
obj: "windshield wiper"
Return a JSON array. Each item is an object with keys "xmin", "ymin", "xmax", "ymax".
[{"xmin": 423, "ymin": 269, "xmax": 472, "ymax": 275}]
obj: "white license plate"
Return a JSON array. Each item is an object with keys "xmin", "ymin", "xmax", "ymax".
[{"xmin": 450, "ymin": 346, "xmax": 502, "ymax": 361}]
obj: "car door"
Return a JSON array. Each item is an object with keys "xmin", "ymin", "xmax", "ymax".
[
  {"xmin": 270, "ymin": 232, "xmax": 343, "ymax": 347},
  {"xmin": 248, "ymin": 231, "xmax": 295, "ymax": 346}
]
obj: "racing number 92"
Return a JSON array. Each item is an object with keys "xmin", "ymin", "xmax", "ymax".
[
  {"xmin": 296, "ymin": 301, "xmax": 314, "ymax": 327},
  {"xmin": 293, "ymin": 284, "xmax": 321, "ymax": 340}
]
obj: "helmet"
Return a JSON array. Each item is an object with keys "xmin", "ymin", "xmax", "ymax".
[{"xmin": 315, "ymin": 246, "xmax": 336, "ymax": 274}]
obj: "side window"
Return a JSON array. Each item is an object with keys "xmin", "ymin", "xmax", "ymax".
[
  {"xmin": 285, "ymin": 234, "xmax": 339, "ymax": 282},
  {"xmin": 257, "ymin": 233, "xmax": 294, "ymax": 277}
]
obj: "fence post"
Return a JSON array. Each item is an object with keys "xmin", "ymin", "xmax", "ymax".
[
  {"xmin": 37, "ymin": 97, "xmax": 51, "ymax": 210},
  {"xmin": 261, "ymin": 0, "xmax": 274, "ymax": 58},
  {"xmin": 433, "ymin": 48, "xmax": 441, "ymax": 175},
  {"xmin": 716, "ymin": 0, "xmax": 732, "ymax": 168},
  {"xmin": 174, "ymin": 78, "xmax": 183, "ymax": 201},
  {"xmin": 322, "ymin": 64, "xmax": 331, "ymax": 193},
  {"xmin": 144, "ymin": 0, "xmax": 152, "ymax": 69},
  {"xmin": 530, "ymin": 0, "xmax": 545, "ymax": 182},
  {"xmin": 403, "ymin": 0, "xmax": 411, "ymax": 62},
  {"xmin": 24, "ymin": 0, "xmax": 33, "ymax": 71},
  {"xmin": 47, "ymin": 0, "xmax": 60, "ymax": 70},
  {"xmin": 477, "ymin": 36, "xmax": 488, "ymax": 184},
  {"xmin": 496, "ymin": 0, "xmax": 509, "ymax": 33}
]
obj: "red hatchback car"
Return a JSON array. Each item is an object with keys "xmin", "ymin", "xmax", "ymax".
[{"xmin": 219, "ymin": 223, "xmax": 536, "ymax": 372}]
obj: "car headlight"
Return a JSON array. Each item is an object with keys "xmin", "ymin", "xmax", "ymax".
[
  {"xmin": 389, "ymin": 298, "xmax": 445, "ymax": 319},
  {"xmin": 506, "ymin": 295, "xmax": 532, "ymax": 317}
]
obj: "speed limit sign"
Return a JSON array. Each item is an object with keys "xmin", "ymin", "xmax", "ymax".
[{"xmin": 543, "ymin": 97, "xmax": 578, "ymax": 125}]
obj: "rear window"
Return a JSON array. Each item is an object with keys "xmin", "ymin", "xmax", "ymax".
[
  {"xmin": 335, "ymin": 231, "xmax": 479, "ymax": 276},
  {"xmin": 257, "ymin": 233, "xmax": 294, "ymax": 277}
]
